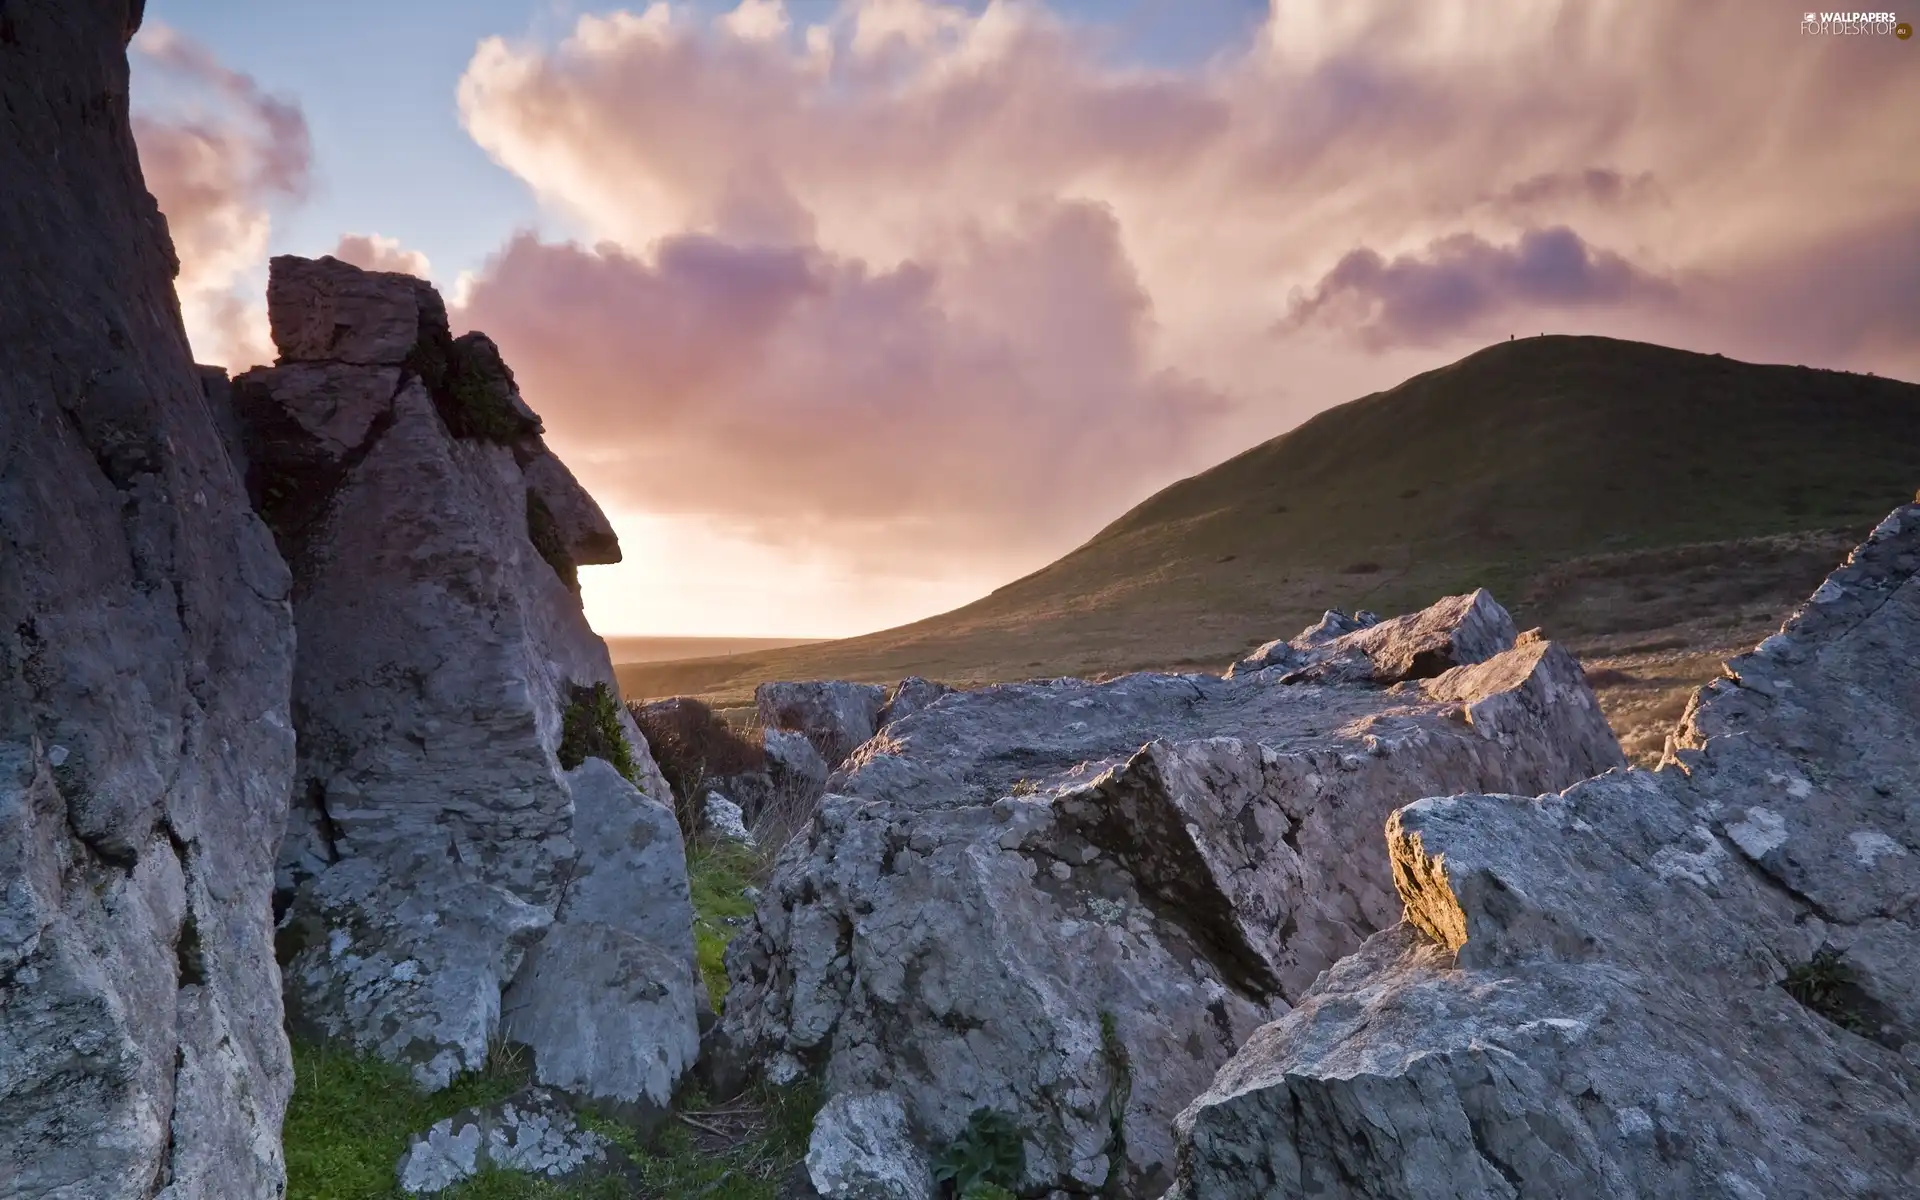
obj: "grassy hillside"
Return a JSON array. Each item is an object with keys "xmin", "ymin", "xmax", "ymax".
[{"xmin": 617, "ymin": 336, "xmax": 1919, "ymax": 712}]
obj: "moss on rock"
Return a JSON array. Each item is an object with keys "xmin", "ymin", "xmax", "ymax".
[{"xmin": 558, "ymin": 682, "xmax": 637, "ymax": 783}]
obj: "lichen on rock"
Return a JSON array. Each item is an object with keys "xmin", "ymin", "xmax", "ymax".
[{"xmin": 720, "ymin": 592, "xmax": 1625, "ymax": 1196}]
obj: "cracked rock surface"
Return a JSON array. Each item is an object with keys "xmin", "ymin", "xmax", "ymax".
[
  {"xmin": 1168, "ymin": 503, "xmax": 1920, "ymax": 1199},
  {"xmin": 241, "ymin": 255, "xmax": 700, "ymax": 1109},
  {"xmin": 1, "ymin": 2, "xmax": 296, "ymax": 1195},
  {"xmin": 720, "ymin": 593, "xmax": 1624, "ymax": 1197}
]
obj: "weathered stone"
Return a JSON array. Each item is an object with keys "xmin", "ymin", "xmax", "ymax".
[
  {"xmin": 763, "ymin": 728, "xmax": 831, "ymax": 825},
  {"xmin": 1225, "ymin": 607, "xmax": 1383, "ymax": 677},
  {"xmin": 1167, "ymin": 504, "xmax": 1920, "ymax": 1199},
  {"xmin": 879, "ymin": 677, "xmax": 954, "ymax": 726},
  {"xmin": 235, "ymin": 361, "xmax": 401, "ymax": 461},
  {"xmin": 1, "ymin": 3, "xmax": 296, "ymax": 1195},
  {"xmin": 805, "ymin": 1092, "xmax": 929, "ymax": 1200},
  {"xmin": 500, "ymin": 760, "xmax": 702, "ymax": 1121},
  {"xmin": 706, "ymin": 792, "xmax": 757, "ymax": 846},
  {"xmin": 758, "ymin": 680, "xmax": 890, "ymax": 768},
  {"xmin": 252, "ymin": 256, "xmax": 696, "ymax": 1106},
  {"xmin": 721, "ymin": 594, "xmax": 1623, "ymax": 1196},
  {"xmin": 396, "ymin": 1088, "xmax": 626, "ymax": 1195},
  {"xmin": 267, "ymin": 253, "xmax": 440, "ymax": 366},
  {"xmin": 520, "ymin": 441, "xmax": 620, "ymax": 566}
]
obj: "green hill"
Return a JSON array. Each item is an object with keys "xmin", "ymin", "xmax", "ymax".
[{"xmin": 615, "ymin": 336, "xmax": 1919, "ymax": 718}]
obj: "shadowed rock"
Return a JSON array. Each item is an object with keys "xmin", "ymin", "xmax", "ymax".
[
  {"xmin": 720, "ymin": 593, "xmax": 1623, "ymax": 1196},
  {"xmin": 1167, "ymin": 504, "xmax": 1920, "ymax": 1198},
  {"xmin": 241, "ymin": 256, "xmax": 700, "ymax": 1110},
  {"xmin": 1, "ymin": 2, "xmax": 296, "ymax": 1194},
  {"xmin": 758, "ymin": 680, "xmax": 890, "ymax": 769}
]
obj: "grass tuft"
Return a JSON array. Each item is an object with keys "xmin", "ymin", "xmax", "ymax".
[
  {"xmin": 558, "ymin": 682, "xmax": 637, "ymax": 784},
  {"xmin": 686, "ymin": 837, "xmax": 767, "ymax": 1008}
]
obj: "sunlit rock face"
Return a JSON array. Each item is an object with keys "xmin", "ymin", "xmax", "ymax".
[
  {"xmin": 234, "ymin": 253, "xmax": 699, "ymax": 1117},
  {"xmin": 1168, "ymin": 504, "xmax": 1920, "ymax": 1199},
  {"xmin": 720, "ymin": 591, "xmax": 1625, "ymax": 1197},
  {"xmin": 0, "ymin": 2, "xmax": 297, "ymax": 1194}
]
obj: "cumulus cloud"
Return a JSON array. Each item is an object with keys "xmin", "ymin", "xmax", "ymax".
[
  {"xmin": 1280, "ymin": 226, "xmax": 1678, "ymax": 350},
  {"xmin": 331, "ymin": 233, "xmax": 433, "ymax": 278},
  {"xmin": 437, "ymin": 0, "xmax": 1920, "ymax": 623},
  {"xmin": 131, "ymin": 23, "xmax": 311, "ymax": 370},
  {"xmin": 456, "ymin": 201, "xmax": 1229, "ymax": 563}
]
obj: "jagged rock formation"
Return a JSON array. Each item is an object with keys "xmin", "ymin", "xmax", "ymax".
[
  {"xmin": 232, "ymin": 255, "xmax": 701, "ymax": 1116},
  {"xmin": 720, "ymin": 594, "xmax": 1625, "ymax": 1196},
  {"xmin": 1, "ymin": 2, "xmax": 298, "ymax": 1196},
  {"xmin": 1167, "ymin": 504, "xmax": 1920, "ymax": 1198}
]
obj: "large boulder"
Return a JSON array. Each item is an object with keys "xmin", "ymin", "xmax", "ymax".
[
  {"xmin": 1167, "ymin": 504, "xmax": 1920, "ymax": 1198},
  {"xmin": 758, "ymin": 680, "xmax": 890, "ymax": 769},
  {"xmin": 241, "ymin": 256, "xmax": 700, "ymax": 1107},
  {"xmin": 1, "ymin": 2, "xmax": 297, "ymax": 1195},
  {"xmin": 720, "ymin": 594, "xmax": 1625, "ymax": 1196}
]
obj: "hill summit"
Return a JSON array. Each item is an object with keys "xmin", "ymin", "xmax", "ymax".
[{"xmin": 618, "ymin": 335, "xmax": 1920, "ymax": 705}]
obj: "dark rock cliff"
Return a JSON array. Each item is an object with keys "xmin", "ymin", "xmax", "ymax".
[{"xmin": 1, "ymin": 1, "xmax": 299, "ymax": 1196}]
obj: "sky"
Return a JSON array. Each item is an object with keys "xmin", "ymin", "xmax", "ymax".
[{"xmin": 132, "ymin": 0, "xmax": 1920, "ymax": 638}]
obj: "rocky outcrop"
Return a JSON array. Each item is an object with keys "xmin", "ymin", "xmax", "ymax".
[
  {"xmin": 240, "ymin": 256, "xmax": 700, "ymax": 1114},
  {"xmin": 1167, "ymin": 504, "xmax": 1920, "ymax": 1198},
  {"xmin": 1, "ymin": 3, "xmax": 297, "ymax": 1196},
  {"xmin": 720, "ymin": 594, "xmax": 1624, "ymax": 1196},
  {"xmin": 878, "ymin": 676, "xmax": 954, "ymax": 727},
  {"xmin": 758, "ymin": 680, "xmax": 890, "ymax": 769}
]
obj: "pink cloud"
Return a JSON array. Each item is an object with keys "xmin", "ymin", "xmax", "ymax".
[
  {"xmin": 445, "ymin": 0, "xmax": 1919, "ymax": 596},
  {"xmin": 1280, "ymin": 226, "xmax": 1679, "ymax": 352},
  {"xmin": 331, "ymin": 233, "xmax": 432, "ymax": 278},
  {"xmin": 131, "ymin": 23, "xmax": 311, "ymax": 370},
  {"xmin": 455, "ymin": 200, "xmax": 1231, "ymax": 565}
]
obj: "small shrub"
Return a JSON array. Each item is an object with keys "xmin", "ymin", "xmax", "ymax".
[
  {"xmin": 1009, "ymin": 778, "xmax": 1039, "ymax": 797},
  {"xmin": 526, "ymin": 491, "xmax": 577, "ymax": 593},
  {"xmin": 1783, "ymin": 949, "xmax": 1873, "ymax": 1035},
  {"xmin": 631, "ymin": 696, "xmax": 767, "ymax": 839},
  {"xmin": 558, "ymin": 682, "xmax": 637, "ymax": 784},
  {"xmin": 408, "ymin": 326, "xmax": 528, "ymax": 445},
  {"xmin": 931, "ymin": 1109, "xmax": 1026, "ymax": 1198}
]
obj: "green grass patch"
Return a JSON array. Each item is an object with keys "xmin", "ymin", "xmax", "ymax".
[
  {"xmin": 284, "ymin": 1041, "xmax": 532, "ymax": 1200},
  {"xmin": 285, "ymin": 1039, "xmax": 819, "ymax": 1200},
  {"xmin": 686, "ymin": 838, "xmax": 769, "ymax": 1008},
  {"xmin": 589, "ymin": 1082, "xmax": 821, "ymax": 1199}
]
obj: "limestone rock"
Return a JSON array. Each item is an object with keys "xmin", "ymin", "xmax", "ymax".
[
  {"xmin": 1167, "ymin": 504, "xmax": 1920, "ymax": 1198},
  {"xmin": 706, "ymin": 792, "xmax": 757, "ymax": 846},
  {"xmin": 500, "ymin": 760, "xmax": 702, "ymax": 1122},
  {"xmin": 520, "ymin": 441, "xmax": 620, "ymax": 566},
  {"xmin": 247, "ymin": 255, "xmax": 696, "ymax": 1108},
  {"xmin": 763, "ymin": 727, "xmax": 831, "ymax": 825},
  {"xmin": 879, "ymin": 677, "xmax": 954, "ymax": 726},
  {"xmin": 1225, "ymin": 607, "xmax": 1381, "ymax": 677},
  {"xmin": 267, "ymin": 253, "xmax": 441, "ymax": 366},
  {"xmin": 758, "ymin": 681, "xmax": 890, "ymax": 768},
  {"xmin": 1, "ymin": 3, "xmax": 297, "ymax": 1195},
  {"xmin": 396, "ymin": 1088, "xmax": 626, "ymax": 1195},
  {"xmin": 721, "ymin": 594, "xmax": 1623, "ymax": 1196}
]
